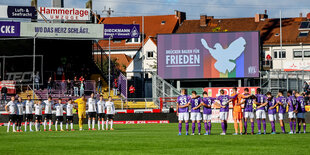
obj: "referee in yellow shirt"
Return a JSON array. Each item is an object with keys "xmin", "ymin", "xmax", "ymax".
[{"xmin": 74, "ymin": 95, "xmax": 87, "ymax": 131}]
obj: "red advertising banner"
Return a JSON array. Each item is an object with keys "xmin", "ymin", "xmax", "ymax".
[
  {"xmin": 113, "ymin": 120, "xmax": 170, "ymax": 124},
  {"xmin": 0, "ymin": 80, "xmax": 16, "ymax": 94},
  {"xmin": 203, "ymin": 87, "xmax": 258, "ymax": 98}
]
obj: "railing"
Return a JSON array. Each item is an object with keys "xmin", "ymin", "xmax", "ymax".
[{"xmin": 151, "ymin": 72, "xmax": 181, "ymax": 107}]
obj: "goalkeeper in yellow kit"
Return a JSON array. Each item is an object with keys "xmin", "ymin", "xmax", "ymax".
[{"xmin": 74, "ymin": 95, "xmax": 87, "ymax": 131}]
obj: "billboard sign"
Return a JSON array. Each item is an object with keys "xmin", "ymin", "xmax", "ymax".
[
  {"xmin": 284, "ymin": 61, "xmax": 310, "ymax": 71},
  {"xmin": 104, "ymin": 24, "xmax": 140, "ymax": 39},
  {"xmin": 203, "ymin": 87, "xmax": 258, "ymax": 98},
  {"xmin": 0, "ymin": 21, "xmax": 20, "ymax": 37},
  {"xmin": 0, "ymin": 5, "xmax": 36, "ymax": 19},
  {"xmin": 157, "ymin": 32, "xmax": 259, "ymax": 79},
  {"xmin": 20, "ymin": 22, "xmax": 103, "ymax": 39},
  {"xmin": 38, "ymin": 7, "xmax": 90, "ymax": 21}
]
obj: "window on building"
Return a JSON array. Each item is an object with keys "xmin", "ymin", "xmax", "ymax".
[
  {"xmin": 126, "ymin": 37, "xmax": 140, "ymax": 44},
  {"xmin": 147, "ymin": 51, "xmax": 154, "ymax": 58},
  {"xmin": 298, "ymin": 31, "xmax": 309, "ymax": 37},
  {"xmin": 273, "ymin": 50, "xmax": 286, "ymax": 59},
  {"xmin": 305, "ymin": 51, "xmax": 310, "ymax": 57},
  {"xmin": 294, "ymin": 50, "xmax": 302, "ymax": 58}
]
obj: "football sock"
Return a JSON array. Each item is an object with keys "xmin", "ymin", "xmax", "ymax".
[
  {"xmin": 38, "ymin": 122, "xmax": 40, "ymax": 131},
  {"xmin": 281, "ymin": 126, "xmax": 285, "ymax": 133},
  {"xmin": 294, "ymin": 122, "xmax": 296, "ymax": 132},
  {"xmin": 251, "ymin": 122, "xmax": 254, "ymax": 133},
  {"xmin": 7, "ymin": 121, "xmax": 10, "ymax": 132},
  {"xmin": 102, "ymin": 120, "xmax": 104, "ymax": 129},
  {"xmin": 178, "ymin": 123, "xmax": 182, "ymax": 133},
  {"xmin": 55, "ymin": 121, "xmax": 58, "ymax": 130},
  {"xmin": 35, "ymin": 122, "xmax": 38, "ymax": 131},
  {"xmin": 44, "ymin": 120, "xmax": 47, "ymax": 130},
  {"xmin": 304, "ymin": 124, "xmax": 306, "ymax": 133},
  {"xmin": 271, "ymin": 121, "xmax": 275, "ymax": 132},
  {"xmin": 71, "ymin": 123, "xmax": 73, "ymax": 130},
  {"xmin": 198, "ymin": 122, "xmax": 201, "ymax": 133},
  {"xmin": 192, "ymin": 123, "xmax": 195, "ymax": 134},
  {"xmin": 111, "ymin": 120, "xmax": 113, "ymax": 129},
  {"xmin": 29, "ymin": 122, "xmax": 33, "ymax": 130},
  {"xmin": 204, "ymin": 122, "xmax": 208, "ymax": 132},
  {"xmin": 49, "ymin": 120, "xmax": 52, "ymax": 130},
  {"xmin": 92, "ymin": 120, "xmax": 95, "ymax": 129},
  {"xmin": 185, "ymin": 122, "xmax": 189, "ymax": 133},
  {"xmin": 225, "ymin": 122, "xmax": 227, "ymax": 132},
  {"xmin": 60, "ymin": 122, "xmax": 63, "ymax": 130},
  {"xmin": 298, "ymin": 125, "xmax": 301, "ymax": 132},
  {"xmin": 208, "ymin": 122, "xmax": 212, "ymax": 133},
  {"xmin": 257, "ymin": 120, "xmax": 261, "ymax": 132},
  {"xmin": 98, "ymin": 120, "xmax": 100, "ymax": 130},
  {"xmin": 244, "ymin": 121, "xmax": 247, "ymax": 133},
  {"xmin": 234, "ymin": 121, "xmax": 238, "ymax": 133},
  {"xmin": 25, "ymin": 121, "xmax": 27, "ymax": 131},
  {"xmin": 290, "ymin": 122, "xmax": 293, "ymax": 132},
  {"xmin": 12, "ymin": 123, "xmax": 16, "ymax": 131},
  {"xmin": 262, "ymin": 119, "xmax": 266, "ymax": 132},
  {"xmin": 106, "ymin": 120, "xmax": 109, "ymax": 129},
  {"xmin": 88, "ymin": 119, "xmax": 91, "ymax": 129},
  {"xmin": 221, "ymin": 122, "xmax": 225, "ymax": 133},
  {"xmin": 66, "ymin": 123, "xmax": 69, "ymax": 130}
]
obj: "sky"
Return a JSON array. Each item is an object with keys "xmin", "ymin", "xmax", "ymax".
[{"xmin": 0, "ymin": 0, "xmax": 310, "ymax": 19}]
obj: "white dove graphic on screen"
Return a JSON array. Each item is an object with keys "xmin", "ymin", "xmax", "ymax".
[{"xmin": 201, "ymin": 37, "xmax": 246, "ymax": 73}]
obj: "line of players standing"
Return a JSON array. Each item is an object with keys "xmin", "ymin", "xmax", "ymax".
[
  {"xmin": 5, "ymin": 93, "xmax": 116, "ymax": 132},
  {"xmin": 177, "ymin": 88, "xmax": 306, "ymax": 135}
]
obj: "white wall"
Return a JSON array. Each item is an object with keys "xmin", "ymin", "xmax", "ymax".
[
  {"xmin": 263, "ymin": 45, "xmax": 310, "ymax": 71},
  {"xmin": 126, "ymin": 38, "xmax": 157, "ymax": 79}
]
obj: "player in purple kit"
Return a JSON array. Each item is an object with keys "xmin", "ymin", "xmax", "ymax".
[
  {"xmin": 276, "ymin": 91, "xmax": 287, "ymax": 134},
  {"xmin": 195, "ymin": 91, "xmax": 214, "ymax": 135},
  {"xmin": 241, "ymin": 88, "xmax": 256, "ymax": 135},
  {"xmin": 287, "ymin": 90, "xmax": 297, "ymax": 134},
  {"xmin": 255, "ymin": 88, "xmax": 268, "ymax": 135},
  {"xmin": 190, "ymin": 91, "xmax": 202, "ymax": 135},
  {"xmin": 176, "ymin": 89, "xmax": 190, "ymax": 136},
  {"xmin": 266, "ymin": 92, "xmax": 277, "ymax": 134},
  {"xmin": 295, "ymin": 91, "xmax": 306, "ymax": 134},
  {"xmin": 215, "ymin": 89, "xmax": 234, "ymax": 135}
]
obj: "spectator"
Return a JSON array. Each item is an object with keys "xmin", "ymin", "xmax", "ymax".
[
  {"xmin": 129, "ymin": 85, "xmax": 135, "ymax": 98},
  {"xmin": 73, "ymin": 77, "xmax": 80, "ymax": 97},
  {"xmin": 47, "ymin": 77, "xmax": 53, "ymax": 94},
  {"xmin": 61, "ymin": 73, "xmax": 66, "ymax": 91},
  {"xmin": 304, "ymin": 81, "xmax": 309, "ymax": 93},
  {"xmin": 97, "ymin": 77, "xmax": 102, "ymax": 95},
  {"xmin": 80, "ymin": 81, "xmax": 84, "ymax": 97},
  {"xmin": 1, "ymin": 85, "xmax": 7, "ymax": 104},
  {"xmin": 34, "ymin": 72, "xmax": 40, "ymax": 90},
  {"xmin": 169, "ymin": 105, "xmax": 175, "ymax": 113},
  {"xmin": 113, "ymin": 79, "xmax": 118, "ymax": 96},
  {"xmin": 66, "ymin": 79, "xmax": 72, "ymax": 96},
  {"xmin": 79, "ymin": 76, "xmax": 85, "ymax": 82}
]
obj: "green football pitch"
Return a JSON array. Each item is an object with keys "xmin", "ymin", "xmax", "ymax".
[{"xmin": 0, "ymin": 123, "xmax": 309, "ymax": 155}]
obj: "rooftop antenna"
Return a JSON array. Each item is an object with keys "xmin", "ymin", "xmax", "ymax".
[{"xmin": 102, "ymin": 6, "xmax": 114, "ymax": 17}]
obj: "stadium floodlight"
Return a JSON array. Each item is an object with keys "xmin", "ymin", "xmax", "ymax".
[
  {"xmin": 33, "ymin": 32, "xmax": 39, "ymax": 100},
  {"xmin": 108, "ymin": 35, "xmax": 113, "ymax": 96}
]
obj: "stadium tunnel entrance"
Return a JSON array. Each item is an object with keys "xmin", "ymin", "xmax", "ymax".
[{"xmin": 0, "ymin": 38, "xmax": 98, "ymax": 93}]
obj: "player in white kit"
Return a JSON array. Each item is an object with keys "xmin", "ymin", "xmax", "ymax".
[
  {"xmin": 34, "ymin": 100, "xmax": 43, "ymax": 131},
  {"xmin": 105, "ymin": 96, "xmax": 115, "ymax": 130},
  {"xmin": 87, "ymin": 93, "xmax": 97, "ymax": 130},
  {"xmin": 97, "ymin": 95, "xmax": 106, "ymax": 130},
  {"xmin": 5, "ymin": 96, "xmax": 17, "ymax": 132},
  {"xmin": 43, "ymin": 96, "xmax": 54, "ymax": 131},
  {"xmin": 65, "ymin": 98, "xmax": 75, "ymax": 131},
  {"xmin": 24, "ymin": 95, "xmax": 34, "ymax": 132},
  {"xmin": 16, "ymin": 97, "xmax": 24, "ymax": 132},
  {"xmin": 54, "ymin": 98, "xmax": 65, "ymax": 131}
]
